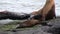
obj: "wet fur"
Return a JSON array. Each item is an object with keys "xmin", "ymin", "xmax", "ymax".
[
  {"xmin": 0, "ymin": 11, "xmax": 30, "ymax": 20},
  {"xmin": 16, "ymin": 0, "xmax": 56, "ymax": 28}
]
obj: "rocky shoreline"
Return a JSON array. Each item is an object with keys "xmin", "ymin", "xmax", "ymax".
[{"xmin": 0, "ymin": 17, "xmax": 60, "ymax": 34}]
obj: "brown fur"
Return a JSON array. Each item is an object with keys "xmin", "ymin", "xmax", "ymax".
[
  {"xmin": 31, "ymin": 0, "xmax": 56, "ymax": 20},
  {"xmin": 16, "ymin": 19, "xmax": 40, "ymax": 28},
  {"xmin": 16, "ymin": 0, "xmax": 56, "ymax": 28},
  {"xmin": 40, "ymin": 0, "xmax": 56, "ymax": 20}
]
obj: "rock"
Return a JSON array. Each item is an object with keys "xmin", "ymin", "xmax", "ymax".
[{"xmin": 45, "ymin": 18, "xmax": 60, "ymax": 34}]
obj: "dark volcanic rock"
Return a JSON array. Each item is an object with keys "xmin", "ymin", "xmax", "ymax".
[
  {"xmin": 45, "ymin": 18, "xmax": 60, "ymax": 34},
  {"xmin": 0, "ymin": 17, "xmax": 60, "ymax": 34}
]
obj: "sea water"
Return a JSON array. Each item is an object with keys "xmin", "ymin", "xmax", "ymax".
[{"xmin": 0, "ymin": 0, "xmax": 60, "ymax": 24}]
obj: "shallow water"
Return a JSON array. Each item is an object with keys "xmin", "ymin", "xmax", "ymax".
[{"xmin": 0, "ymin": 0, "xmax": 60, "ymax": 24}]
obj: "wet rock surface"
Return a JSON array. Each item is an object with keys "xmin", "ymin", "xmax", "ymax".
[{"xmin": 0, "ymin": 17, "xmax": 60, "ymax": 34}]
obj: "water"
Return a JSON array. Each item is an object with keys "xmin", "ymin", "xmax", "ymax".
[
  {"xmin": 0, "ymin": 0, "xmax": 60, "ymax": 16},
  {"xmin": 0, "ymin": 0, "xmax": 60, "ymax": 24}
]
